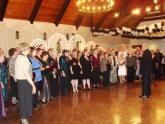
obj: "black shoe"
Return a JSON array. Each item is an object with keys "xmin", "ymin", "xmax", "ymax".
[
  {"xmin": 88, "ymin": 88, "xmax": 91, "ymax": 91},
  {"xmin": 139, "ymin": 95, "xmax": 148, "ymax": 99}
]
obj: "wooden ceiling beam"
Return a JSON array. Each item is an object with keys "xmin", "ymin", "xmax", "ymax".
[
  {"xmin": 55, "ymin": 0, "xmax": 71, "ymax": 26},
  {"xmin": 108, "ymin": 0, "xmax": 131, "ymax": 29},
  {"xmin": 121, "ymin": 18, "xmax": 132, "ymax": 27},
  {"xmin": 0, "ymin": 0, "xmax": 8, "ymax": 21},
  {"xmin": 75, "ymin": 13, "xmax": 85, "ymax": 30},
  {"xmin": 90, "ymin": 14, "xmax": 93, "ymax": 31},
  {"xmin": 141, "ymin": 15, "xmax": 165, "ymax": 22},
  {"xmin": 108, "ymin": 18, "xmax": 117, "ymax": 29},
  {"xmin": 129, "ymin": 15, "xmax": 144, "ymax": 28},
  {"xmin": 95, "ymin": 11, "xmax": 112, "ymax": 29},
  {"xmin": 29, "ymin": 0, "xmax": 43, "ymax": 24},
  {"xmin": 161, "ymin": 0, "xmax": 164, "ymax": 12}
]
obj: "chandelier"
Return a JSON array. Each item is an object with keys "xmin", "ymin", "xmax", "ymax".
[{"xmin": 76, "ymin": 0, "xmax": 115, "ymax": 13}]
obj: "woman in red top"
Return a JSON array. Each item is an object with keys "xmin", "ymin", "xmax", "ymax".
[{"xmin": 90, "ymin": 48, "xmax": 100, "ymax": 88}]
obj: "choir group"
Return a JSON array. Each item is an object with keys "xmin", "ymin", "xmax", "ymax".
[{"xmin": 0, "ymin": 43, "xmax": 164, "ymax": 124}]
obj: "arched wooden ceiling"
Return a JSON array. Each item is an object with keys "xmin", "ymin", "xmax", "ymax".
[{"xmin": 0, "ymin": 0, "xmax": 165, "ymax": 30}]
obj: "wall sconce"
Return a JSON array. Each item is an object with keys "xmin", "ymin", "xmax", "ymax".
[
  {"xmin": 43, "ymin": 32, "xmax": 47, "ymax": 40},
  {"xmin": 16, "ymin": 31, "xmax": 19, "ymax": 39}
]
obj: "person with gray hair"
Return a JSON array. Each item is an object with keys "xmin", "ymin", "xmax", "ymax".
[
  {"xmin": 48, "ymin": 50, "xmax": 59, "ymax": 99},
  {"xmin": 139, "ymin": 43, "xmax": 152, "ymax": 99},
  {"xmin": 15, "ymin": 42, "xmax": 36, "ymax": 124}
]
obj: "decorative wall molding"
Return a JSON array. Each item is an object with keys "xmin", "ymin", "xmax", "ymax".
[
  {"xmin": 30, "ymin": 39, "xmax": 48, "ymax": 50},
  {"xmin": 69, "ymin": 35, "xmax": 86, "ymax": 51},
  {"xmin": 30, "ymin": 34, "xmax": 105, "ymax": 54}
]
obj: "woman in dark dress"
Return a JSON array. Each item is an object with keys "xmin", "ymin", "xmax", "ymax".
[
  {"xmin": 90, "ymin": 48, "xmax": 100, "ymax": 88},
  {"xmin": 59, "ymin": 50, "xmax": 70, "ymax": 96},
  {"xmin": 0, "ymin": 81, "xmax": 6, "ymax": 119},
  {"xmin": 77, "ymin": 51, "xmax": 83, "ymax": 86},
  {"xmin": 40, "ymin": 51, "xmax": 51, "ymax": 103},
  {"xmin": 48, "ymin": 50, "xmax": 59, "ymax": 99},
  {"xmin": 80, "ymin": 50, "xmax": 92, "ymax": 90},
  {"xmin": 70, "ymin": 52, "xmax": 81, "ymax": 93},
  {"xmin": 0, "ymin": 48, "xmax": 8, "ymax": 102},
  {"xmin": 8, "ymin": 48, "xmax": 19, "ymax": 105}
]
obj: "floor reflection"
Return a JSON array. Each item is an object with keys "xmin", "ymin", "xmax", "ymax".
[{"xmin": 1, "ymin": 81, "xmax": 165, "ymax": 124}]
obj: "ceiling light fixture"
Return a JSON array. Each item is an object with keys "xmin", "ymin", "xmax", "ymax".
[
  {"xmin": 155, "ymin": 5, "xmax": 160, "ymax": 10},
  {"xmin": 132, "ymin": 8, "xmax": 140, "ymax": 15},
  {"xmin": 76, "ymin": 0, "xmax": 115, "ymax": 13},
  {"xmin": 154, "ymin": 0, "xmax": 158, "ymax": 4},
  {"xmin": 114, "ymin": 13, "xmax": 119, "ymax": 17},
  {"xmin": 146, "ymin": 7, "xmax": 151, "ymax": 12}
]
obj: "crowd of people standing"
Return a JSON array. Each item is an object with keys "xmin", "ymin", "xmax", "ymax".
[{"xmin": 0, "ymin": 42, "xmax": 165, "ymax": 124}]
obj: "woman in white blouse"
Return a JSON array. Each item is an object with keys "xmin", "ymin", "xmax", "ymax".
[{"xmin": 15, "ymin": 43, "xmax": 36, "ymax": 124}]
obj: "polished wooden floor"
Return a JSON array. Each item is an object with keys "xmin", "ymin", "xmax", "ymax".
[{"xmin": 1, "ymin": 80, "xmax": 165, "ymax": 124}]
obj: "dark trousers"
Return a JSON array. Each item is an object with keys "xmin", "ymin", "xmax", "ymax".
[
  {"xmin": 142, "ymin": 73, "xmax": 151, "ymax": 96},
  {"xmin": 93, "ymin": 68, "xmax": 100, "ymax": 85},
  {"xmin": 10, "ymin": 76, "xmax": 18, "ymax": 97},
  {"xmin": 90, "ymin": 72, "xmax": 94, "ymax": 85},
  {"xmin": 32, "ymin": 82, "xmax": 40, "ymax": 108},
  {"xmin": 60, "ymin": 76, "xmax": 69, "ymax": 96},
  {"xmin": 50, "ymin": 77, "xmax": 59, "ymax": 98},
  {"xmin": 155, "ymin": 64, "xmax": 161, "ymax": 80},
  {"xmin": 107, "ymin": 64, "xmax": 111, "ymax": 83},
  {"xmin": 161, "ymin": 64, "xmax": 165, "ymax": 76},
  {"xmin": 127, "ymin": 66, "xmax": 135, "ymax": 82},
  {"xmin": 18, "ymin": 80, "xmax": 32, "ymax": 119},
  {"xmin": 103, "ymin": 71, "xmax": 109, "ymax": 86}
]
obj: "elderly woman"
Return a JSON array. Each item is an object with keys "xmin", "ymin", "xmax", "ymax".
[
  {"xmin": 15, "ymin": 43, "xmax": 36, "ymax": 124},
  {"xmin": 126, "ymin": 49, "xmax": 137, "ymax": 82},
  {"xmin": 109, "ymin": 50, "xmax": 118, "ymax": 84},
  {"xmin": 8, "ymin": 48, "xmax": 19, "ymax": 105},
  {"xmin": 100, "ymin": 52, "xmax": 109, "ymax": 87},
  {"xmin": 118, "ymin": 53, "xmax": 127, "ymax": 84},
  {"xmin": 0, "ymin": 48, "xmax": 8, "ymax": 102},
  {"xmin": 48, "ymin": 50, "xmax": 59, "ymax": 99}
]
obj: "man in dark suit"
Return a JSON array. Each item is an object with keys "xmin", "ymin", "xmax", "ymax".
[{"xmin": 139, "ymin": 43, "xmax": 152, "ymax": 98}]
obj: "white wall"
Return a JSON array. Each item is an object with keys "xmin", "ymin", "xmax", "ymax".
[
  {"xmin": 0, "ymin": 18, "xmax": 129, "ymax": 57},
  {"xmin": 1, "ymin": 18, "xmax": 165, "ymax": 56},
  {"xmin": 130, "ymin": 39, "xmax": 165, "ymax": 53}
]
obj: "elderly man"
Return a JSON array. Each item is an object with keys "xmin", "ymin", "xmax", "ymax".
[{"xmin": 139, "ymin": 43, "xmax": 152, "ymax": 98}]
